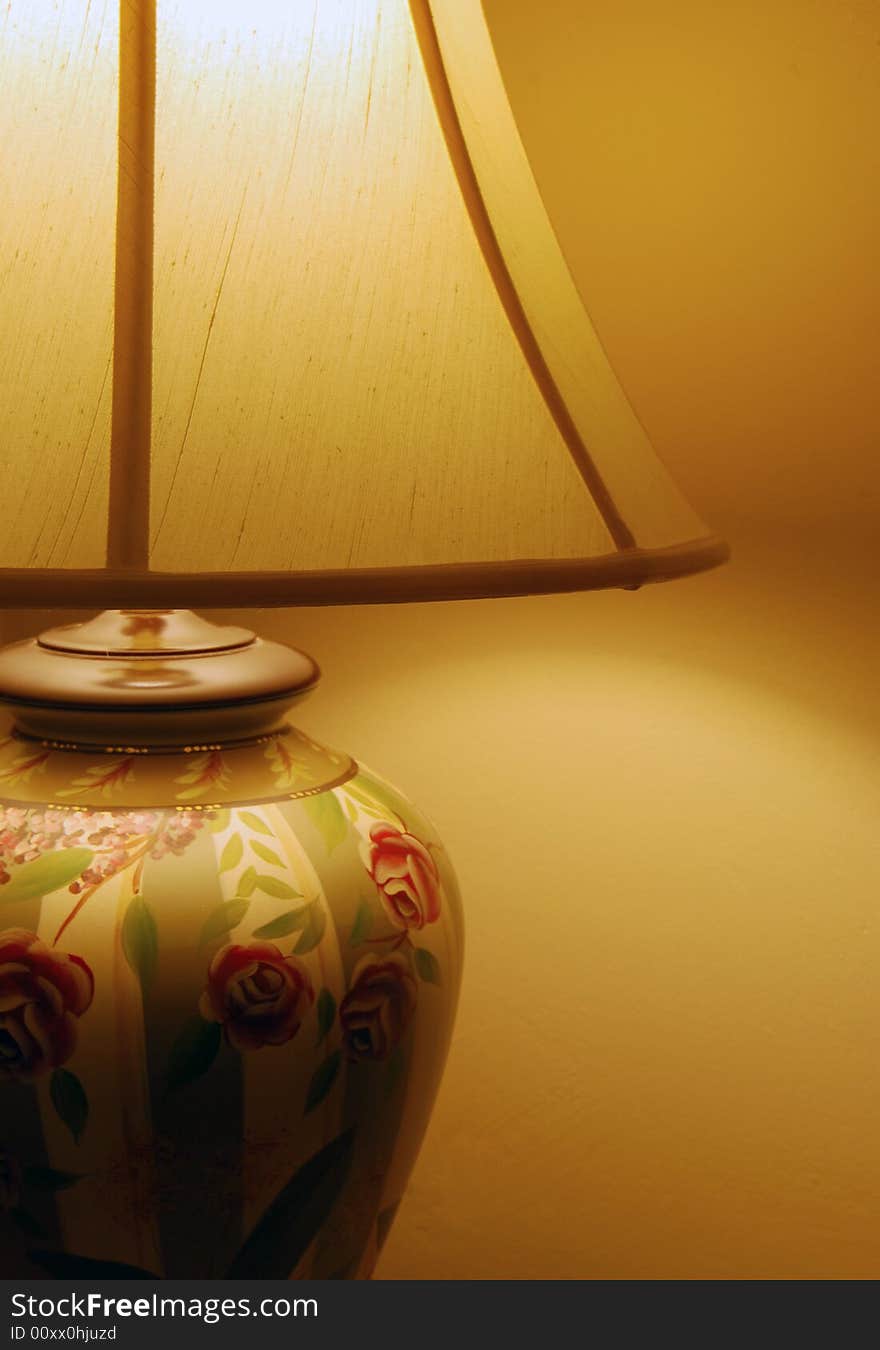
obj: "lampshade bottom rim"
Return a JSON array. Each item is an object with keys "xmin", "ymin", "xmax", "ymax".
[{"xmin": 0, "ymin": 535, "xmax": 729, "ymax": 607}]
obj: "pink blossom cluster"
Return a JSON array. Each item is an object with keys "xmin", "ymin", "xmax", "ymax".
[
  {"xmin": 0, "ymin": 806, "xmax": 210, "ymax": 890},
  {"xmin": 148, "ymin": 813, "xmax": 209, "ymax": 863}
]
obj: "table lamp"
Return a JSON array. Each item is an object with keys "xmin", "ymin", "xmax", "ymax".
[{"xmin": 0, "ymin": 0, "xmax": 727, "ymax": 1279}]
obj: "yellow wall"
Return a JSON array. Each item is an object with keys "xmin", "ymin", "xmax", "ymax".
[
  {"xmin": 247, "ymin": 541, "xmax": 880, "ymax": 1280},
  {"xmin": 2, "ymin": 0, "xmax": 878, "ymax": 1279},
  {"xmin": 367, "ymin": 0, "xmax": 875, "ymax": 1277},
  {"xmin": 481, "ymin": 0, "xmax": 880, "ymax": 540}
]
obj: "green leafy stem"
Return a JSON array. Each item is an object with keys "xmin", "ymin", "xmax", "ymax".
[
  {"xmin": 26, "ymin": 1127, "xmax": 358, "ymax": 1280},
  {"xmin": 50, "ymin": 1067, "xmax": 89, "ymax": 1144},
  {"xmin": 351, "ymin": 898, "xmax": 441, "ymax": 986},
  {"xmin": 203, "ymin": 816, "xmax": 329, "ymax": 953}
]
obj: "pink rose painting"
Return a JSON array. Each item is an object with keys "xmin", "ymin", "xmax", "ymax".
[{"xmin": 364, "ymin": 823, "xmax": 441, "ymax": 931}]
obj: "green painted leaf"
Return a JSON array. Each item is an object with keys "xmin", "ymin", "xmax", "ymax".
[
  {"xmin": 50, "ymin": 1069, "xmax": 88, "ymax": 1144},
  {"xmin": 252, "ymin": 908, "xmax": 310, "ymax": 940},
  {"xmin": 376, "ymin": 1201, "xmax": 401, "ymax": 1253},
  {"xmin": 239, "ymin": 810, "xmax": 274, "ymax": 835},
  {"xmin": 385, "ymin": 1044, "xmax": 406, "ymax": 1099},
  {"xmin": 219, "ymin": 833, "xmax": 243, "ymax": 873},
  {"xmin": 349, "ymin": 898, "xmax": 373, "ymax": 948},
  {"xmin": 343, "ymin": 796, "xmax": 358, "ymax": 823},
  {"xmin": 237, "ymin": 865, "xmax": 258, "ymax": 898},
  {"xmin": 199, "ymin": 898, "xmax": 249, "ymax": 946},
  {"xmin": 315, "ymin": 988, "xmax": 336, "ymax": 1045},
  {"xmin": 23, "ymin": 1166, "xmax": 83, "ymax": 1193},
  {"xmin": 226, "ymin": 1128, "xmax": 355, "ymax": 1279},
  {"xmin": 414, "ymin": 947, "xmax": 441, "ymax": 985},
  {"xmin": 304, "ymin": 1049, "xmax": 342, "ymax": 1114},
  {"xmin": 255, "ymin": 874, "xmax": 300, "ymax": 901},
  {"xmin": 166, "ymin": 1017, "xmax": 222, "ymax": 1092},
  {"xmin": 294, "ymin": 902, "xmax": 327, "ymax": 955},
  {"xmin": 11, "ymin": 1208, "xmax": 47, "ymax": 1239},
  {"xmin": 250, "ymin": 840, "xmax": 285, "ymax": 868},
  {"xmin": 0, "ymin": 849, "xmax": 94, "ymax": 906},
  {"xmin": 302, "ymin": 793, "xmax": 348, "ymax": 855},
  {"xmin": 28, "ymin": 1251, "xmax": 157, "ymax": 1279},
  {"xmin": 121, "ymin": 894, "xmax": 158, "ymax": 988},
  {"xmin": 345, "ymin": 777, "xmax": 405, "ymax": 827},
  {"xmin": 207, "ymin": 807, "xmax": 230, "ymax": 834},
  {"xmin": 326, "ymin": 1258, "xmax": 361, "ymax": 1280}
]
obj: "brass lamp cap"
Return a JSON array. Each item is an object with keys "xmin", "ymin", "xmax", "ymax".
[
  {"xmin": 0, "ymin": 610, "xmax": 320, "ymax": 747},
  {"xmin": 38, "ymin": 609, "xmax": 257, "ymax": 656}
]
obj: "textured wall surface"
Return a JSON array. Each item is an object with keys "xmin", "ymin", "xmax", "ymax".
[{"xmin": 250, "ymin": 538, "xmax": 879, "ymax": 1280}]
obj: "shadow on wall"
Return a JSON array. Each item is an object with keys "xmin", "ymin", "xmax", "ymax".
[{"xmin": 237, "ymin": 532, "xmax": 879, "ymax": 754}]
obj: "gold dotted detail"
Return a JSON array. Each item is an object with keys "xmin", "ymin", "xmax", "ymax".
[
  {"xmin": 286, "ymin": 762, "xmax": 359, "ymax": 800},
  {"xmin": 18, "ymin": 729, "xmax": 292, "ymax": 755},
  {"xmin": 32, "ymin": 738, "xmax": 147, "ymax": 754}
]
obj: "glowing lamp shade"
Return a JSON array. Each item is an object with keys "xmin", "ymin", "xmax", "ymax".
[{"xmin": 0, "ymin": 0, "xmax": 725, "ymax": 608}]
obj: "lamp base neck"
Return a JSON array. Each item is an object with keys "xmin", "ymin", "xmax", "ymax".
[{"xmin": 0, "ymin": 609, "xmax": 320, "ymax": 749}]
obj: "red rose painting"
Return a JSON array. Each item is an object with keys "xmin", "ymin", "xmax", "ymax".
[{"xmin": 200, "ymin": 940, "xmax": 314, "ymax": 1052}]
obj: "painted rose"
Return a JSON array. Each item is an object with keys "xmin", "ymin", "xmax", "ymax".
[
  {"xmin": 200, "ymin": 941, "xmax": 314, "ymax": 1052},
  {"xmin": 339, "ymin": 953, "xmax": 417, "ymax": 1062},
  {"xmin": 364, "ymin": 823, "xmax": 441, "ymax": 931},
  {"xmin": 0, "ymin": 929, "xmax": 94, "ymax": 1081}
]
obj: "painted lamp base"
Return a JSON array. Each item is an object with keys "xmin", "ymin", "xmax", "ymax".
[{"xmin": 0, "ymin": 728, "xmax": 463, "ymax": 1279}]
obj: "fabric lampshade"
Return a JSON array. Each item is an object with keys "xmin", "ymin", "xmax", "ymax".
[{"xmin": 0, "ymin": 0, "xmax": 727, "ymax": 608}]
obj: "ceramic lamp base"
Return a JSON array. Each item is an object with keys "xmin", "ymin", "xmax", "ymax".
[{"xmin": 0, "ymin": 613, "xmax": 463, "ymax": 1279}]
